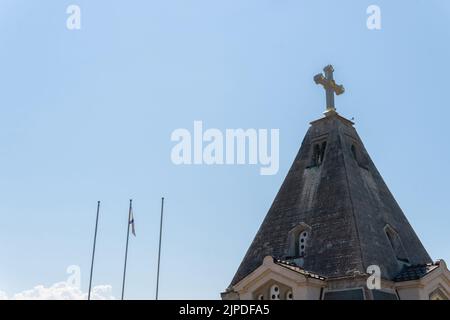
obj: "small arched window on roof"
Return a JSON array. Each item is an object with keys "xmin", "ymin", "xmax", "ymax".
[
  {"xmin": 298, "ymin": 230, "xmax": 309, "ymax": 257},
  {"xmin": 384, "ymin": 225, "xmax": 409, "ymax": 264},
  {"xmin": 287, "ymin": 223, "xmax": 312, "ymax": 260},
  {"xmin": 350, "ymin": 142, "xmax": 369, "ymax": 170},
  {"xmin": 311, "ymin": 141, "xmax": 327, "ymax": 167},
  {"xmin": 351, "ymin": 144, "xmax": 357, "ymax": 161}
]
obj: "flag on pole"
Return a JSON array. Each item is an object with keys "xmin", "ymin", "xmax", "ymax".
[{"xmin": 129, "ymin": 208, "xmax": 136, "ymax": 236}]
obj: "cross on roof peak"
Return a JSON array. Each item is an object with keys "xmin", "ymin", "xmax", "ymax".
[{"xmin": 314, "ymin": 65, "xmax": 345, "ymax": 113}]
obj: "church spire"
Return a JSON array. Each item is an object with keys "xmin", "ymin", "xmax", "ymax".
[
  {"xmin": 228, "ymin": 66, "xmax": 432, "ymax": 289},
  {"xmin": 314, "ymin": 65, "xmax": 345, "ymax": 113}
]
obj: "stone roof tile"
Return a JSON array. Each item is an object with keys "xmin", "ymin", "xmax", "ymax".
[
  {"xmin": 394, "ymin": 261, "xmax": 440, "ymax": 282},
  {"xmin": 273, "ymin": 258, "xmax": 326, "ymax": 281}
]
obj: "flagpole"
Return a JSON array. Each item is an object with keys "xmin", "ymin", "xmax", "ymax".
[
  {"xmin": 156, "ymin": 197, "xmax": 165, "ymax": 300},
  {"xmin": 88, "ymin": 201, "xmax": 101, "ymax": 300},
  {"xmin": 121, "ymin": 199, "xmax": 132, "ymax": 300}
]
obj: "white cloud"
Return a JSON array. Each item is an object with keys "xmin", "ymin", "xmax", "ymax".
[
  {"xmin": 1, "ymin": 282, "xmax": 114, "ymax": 300},
  {"xmin": 0, "ymin": 291, "xmax": 8, "ymax": 300},
  {"xmin": 84, "ymin": 285, "xmax": 115, "ymax": 300}
]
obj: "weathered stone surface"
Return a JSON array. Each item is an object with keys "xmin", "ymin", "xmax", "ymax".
[{"xmin": 230, "ymin": 112, "xmax": 431, "ymax": 287}]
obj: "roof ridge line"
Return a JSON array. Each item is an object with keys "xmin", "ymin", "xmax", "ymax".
[{"xmin": 338, "ymin": 123, "xmax": 366, "ymax": 274}]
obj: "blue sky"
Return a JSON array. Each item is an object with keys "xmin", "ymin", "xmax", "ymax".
[{"xmin": 0, "ymin": 0, "xmax": 449, "ymax": 299}]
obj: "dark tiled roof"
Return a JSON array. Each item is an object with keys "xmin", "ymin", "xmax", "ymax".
[
  {"xmin": 394, "ymin": 262, "xmax": 440, "ymax": 282},
  {"xmin": 273, "ymin": 258, "xmax": 326, "ymax": 281},
  {"xmin": 229, "ymin": 112, "xmax": 432, "ymax": 287}
]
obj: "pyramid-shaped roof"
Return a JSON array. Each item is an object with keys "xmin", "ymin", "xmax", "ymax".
[{"xmin": 230, "ymin": 109, "xmax": 431, "ymax": 286}]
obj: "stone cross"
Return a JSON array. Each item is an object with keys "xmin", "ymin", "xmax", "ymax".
[{"xmin": 314, "ymin": 65, "xmax": 345, "ymax": 112}]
